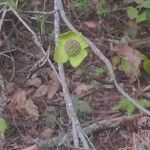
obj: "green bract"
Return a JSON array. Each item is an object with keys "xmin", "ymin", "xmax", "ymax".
[{"xmin": 54, "ymin": 31, "xmax": 88, "ymax": 67}]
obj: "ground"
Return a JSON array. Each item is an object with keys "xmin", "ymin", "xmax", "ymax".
[{"xmin": 0, "ymin": 0, "xmax": 150, "ymax": 150}]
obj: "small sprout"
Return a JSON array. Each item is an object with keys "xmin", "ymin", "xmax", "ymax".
[
  {"xmin": 0, "ymin": 117, "xmax": 7, "ymax": 133},
  {"xmin": 113, "ymin": 98, "xmax": 150, "ymax": 116},
  {"xmin": 54, "ymin": 31, "xmax": 88, "ymax": 67}
]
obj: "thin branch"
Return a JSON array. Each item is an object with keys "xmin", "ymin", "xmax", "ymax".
[
  {"xmin": 0, "ymin": 7, "xmax": 7, "ymax": 31},
  {"xmin": 58, "ymin": 0, "xmax": 150, "ymax": 116},
  {"xmin": 22, "ymin": 10, "xmax": 57, "ymax": 15},
  {"xmin": 54, "ymin": 0, "xmax": 79, "ymax": 148},
  {"xmin": 54, "ymin": 0, "xmax": 95, "ymax": 149},
  {"xmin": 6, "ymin": 4, "xmax": 60, "ymax": 82}
]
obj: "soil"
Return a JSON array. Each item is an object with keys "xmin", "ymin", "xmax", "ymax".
[{"xmin": 0, "ymin": 0, "xmax": 150, "ymax": 150}]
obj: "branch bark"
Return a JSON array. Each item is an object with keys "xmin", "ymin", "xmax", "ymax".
[{"xmin": 54, "ymin": 0, "xmax": 95, "ymax": 149}]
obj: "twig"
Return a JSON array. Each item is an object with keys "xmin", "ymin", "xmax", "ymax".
[
  {"xmin": 6, "ymin": 3, "xmax": 60, "ymax": 81},
  {"xmin": 58, "ymin": 0, "xmax": 150, "ymax": 116},
  {"xmin": 0, "ymin": 7, "xmax": 7, "ymax": 31},
  {"xmin": 54, "ymin": 0, "xmax": 95, "ymax": 149},
  {"xmin": 22, "ymin": 10, "xmax": 57, "ymax": 15},
  {"xmin": 35, "ymin": 115, "xmax": 139, "ymax": 149},
  {"xmin": 0, "ymin": 49, "xmax": 18, "ymax": 55}
]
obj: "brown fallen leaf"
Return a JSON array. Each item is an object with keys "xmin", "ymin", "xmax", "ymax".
[
  {"xmin": 22, "ymin": 145, "xmax": 38, "ymax": 150},
  {"xmin": 7, "ymin": 89, "xmax": 39, "ymax": 120},
  {"xmin": 32, "ymin": 84, "xmax": 48, "ymax": 98},
  {"xmin": 0, "ymin": 134, "xmax": 5, "ymax": 150},
  {"xmin": 41, "ymin": 128, "xmax": 54, "ymax": 140},
  {"xmin": 84, "ymin": 21, "xmax": 98, "ymax": 29},
  {"xmin": 47, "ymin": 70, "xmax": 60, "ymax": 99},
  {"xmin": 113, "ymin": 43, "xmax": 142, "ymax": 79},
  {"xmin": 7, "ymin": 89, "xmax": 26, "ymax": 112},
  {"xmin": 75, "ymin": 83, "xmax": 92, "ymax": 96},
  {"xmin": 26, "ymin": 77, "xmax": 42, "ymax": 88},
  {"xmin": 25, "ymin": 100, "xmax": 39, "ymax": 120},
  {"xmin": 89, "ymin": 0, "xmax": 99, "ymax": 9}
]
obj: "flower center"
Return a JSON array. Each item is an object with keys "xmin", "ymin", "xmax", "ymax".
[{"xmin": 64, "ymin": 39, "xmax": 81, "ymax": 57}]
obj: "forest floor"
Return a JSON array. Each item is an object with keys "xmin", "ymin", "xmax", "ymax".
[{"xmin": 0, "ymin": 0, "xmax": 150, "ymax": 150}]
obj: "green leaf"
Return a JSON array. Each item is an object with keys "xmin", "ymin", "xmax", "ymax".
[
  {"xmin": 58, "ymin": 31, "xmax": 88, "ymax": 50},
  {"xmin": 143, "ymin": 59, "xmax": 150, "ymax": 73},
  {"xmin": 95, "ymin": 67, "xmax": 106, "ymax": 75},
  {"xmin": 126, "ymin": 103, "xmax": 135, "ymax": 116},
  {"xmin": 0, "ymin": 117, "xmax": 7, "ymax": 133},
  {"xmin": 69, "ymin": 49, "xmax": 87, "ymax": 67},
  {"xmin": 121, "ymin": 59, "xmax": 130, "ymax": 74},
  {"xmin": 72, "ymin": 0, "xmax": 90, "ymax": 12},
  {"xmin": 79, "ymin": 101, "xmax": 93, "ymax": 114},
  {"xmin": 138, "ymin": 99, "xmax": 150, "ymax": 107},
  {"xmin": 126, "ymin": 27, "xmax": 138, "ymax": 39},
  {"xmin": 127, "ymin": 7, "xmax": 138, "ymax": 19},
  {"xmin": 96, "ymin": 0, "xmax": 109, "ymax": 16},
  {"xmin": 112, "ymin": 99, "xmax": 135, "ymax": 116},
  {"xmin": 113, "ymin": 98, "xmax": 150, "ymax": 116},
  {"xmin": 135, "ymin": 0, "xmax": 144, "ymax": 4},
  {"xmin": 111, "ymin": 55, "xmax": 121, "ymax": 66},
  {"xmin": 143, "ymin": 0, "xmax": 150, "ymax": 8},
  {"xmin": 5, "ymin": 0, "xmax": 17, "ymax": 9},
  {"xmin": 54, "ymin": 31, "xmax": 88, "ymax": 67},
  {"xmin": 136, "ymin": 12, "xmax": 147, "ymax": 22},
  {"xmin": 54, "ymin": 43, "xmax": 69, "ymax": 63},
  {"xmin": 45, "ymin": 114, "xmax": 57, "ymax": 126},
  {"xmin": 145, "ymin": 9, "xmax": 150, "ymax": 20},
  {"xmin": 43, "ymin": 106, "xmax": 57, "ymax": 126},
  {"xmin": 72, "ymin": 96, "xmax": 92, "ymax": 115}
]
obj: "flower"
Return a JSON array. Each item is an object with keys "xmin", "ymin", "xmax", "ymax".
[{"xmin": 54, "ymin": 31, "xmax": 88, "ymax": 67}]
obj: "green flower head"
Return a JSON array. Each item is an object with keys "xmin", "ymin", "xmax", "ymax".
[{"xmin": 54, "ymin": 31, "xmax": 88, "ymax": 67}]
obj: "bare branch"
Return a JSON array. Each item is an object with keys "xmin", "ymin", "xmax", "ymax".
[
  {"xmin": 7, "ymin": 4, "xmax": 60, "ymax": 81},
  {"xmin": 0, "ymin": 7, "xmax": 7, "ymax": 32},
  {"xmin": 54, "ymin": 0, "xmax": 96, "ymax": 149}
]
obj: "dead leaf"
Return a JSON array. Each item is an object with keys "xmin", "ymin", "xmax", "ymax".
[
  {"xmin": 41, "ymin": 128, "xmax": 53, "ymax": 140},
  {"xmin": 0, "ymin": 134, "xmax": 5, "ymax": 150},
  {"xmin": 25, "ymin": 100, "xmax": 39, "ymax": 120},
  {"xmin": 26, "ymin": 77, "xmax": 42, "ymax": 88},
  {"xmin": 113, "ymin": 43, "xmax": 142, "ymax": 78},
  {"xmin": 89, "ymin": 0, "xmax": 99, "ymax": 9},
  {"xmin": 7, "ymin": 89, "xmax": 26, "ymax": 112},
  {"xmin": 7, "ymin": 89, "xmax": 39, "ymax": 120},
  {"xmin": 22, "ymin": 145, "xmax": 38, "ymax": 150},
  {"xmin": 84, "ymin": 21, "xmax": 98, "ymax": 29},
  {"xmin": 5, "ymin": 82, "xmax": 16, "ymax": 94},
  {"xmin": 72, "ymin": 69, "xmax": 82, "ymax": 79},
  {"xmin": 75, "ymin": 83, "xmax": 92, "ymax": 96},
  {"xmin": 33, "ymin": 84, "xmax": 48, "ymax": 98},
  {"xmin": 47, "ymin": 70, "xmax": 60, "ymax": 99}
]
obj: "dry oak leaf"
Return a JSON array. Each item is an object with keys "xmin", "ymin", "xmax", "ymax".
[
  {"xmin": 75, "ymin": 83, "xmax": 92, "ymax": 96},
  {"xmin": 32, "ymin": 84, "xmax": 48, "ymax": 98},
  {"xmin": 7, "ymin": 89, "xmax": 26, "ymax": 112},
  {"xmin": 26, "ymin": 77, "xmax": 42, "ymax": 88},
  {"xmin": 41, "ymin": 128, "xmax": 54, "ymax": 140},
  {"xmin": 84, "ymin": 21, "xmax": 98, "ymax": 29},
  {"xmin": 114, "ymin": 43, "xmax": 142, "ymax": 77},
  {"xmin": 47, "ymin": 70, "xmax": 60, "ymax": 99},
  {"xmin": 7, "ymin": 89, "xmax": 39, "ymax": 120},
  {"xmin": 22, "ymin": 145, "xmax": 38, "ymax": 150},
  {"xmin": 25, "ymin": 100, "xmax": 39, "ymax": 120}
]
